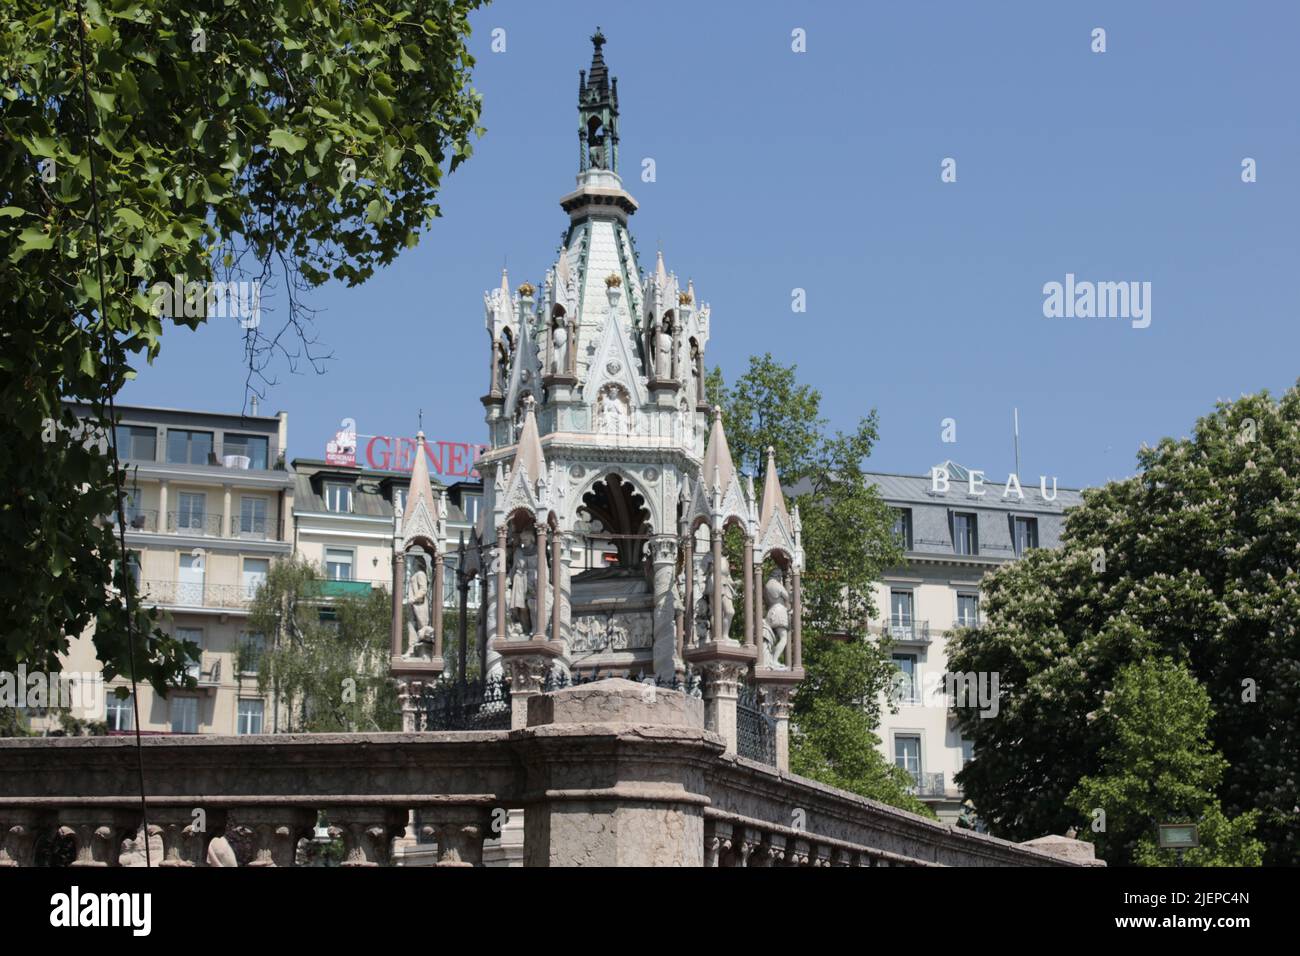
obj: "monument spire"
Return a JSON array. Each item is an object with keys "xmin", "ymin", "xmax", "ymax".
[
  {"xmin": 578, "ymin": 27, "xmax": 619, "ymax": 173},
  {"xmin": 702, "ymin": 405, "xmax": 736, "ymax": 493},
  {"xmin": 759, "ymin": 445, "xmax": 791, "ymax": 533}
]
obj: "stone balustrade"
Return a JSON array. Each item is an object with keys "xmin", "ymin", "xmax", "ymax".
[{"xmin": 0, "ymin": 679, "xmax": 1098, "ymax": 867}]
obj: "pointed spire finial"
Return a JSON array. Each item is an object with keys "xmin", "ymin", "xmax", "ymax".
[{"xmin": 760, "ymin": 443, "xmax": 791, "ymax": 532}]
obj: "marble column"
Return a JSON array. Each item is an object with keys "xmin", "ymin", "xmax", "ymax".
[
  {"xmin": 754, "ymin": 555, "xmax": 765, "ymax": 666},
  {"xmin": 550, "ymin": 527, "xmax": 562, "ymax": 645},
  {"xmin": 682, "ymin": 532, "xmax": 695, "ymax": 648},
  {"xmin": 432, "ymin": 550, "xmax": 445, "ymax": 660},
  {"xmin": 650, "ymin": 536, "xmax": 678, "ymax": 681},
  {"xmin": 390, "ymin": 552, "xmax": 404, "ymax": 659},
  {"xmin": 710, "ymin": 528, "xmax": 723, "ymax": 644},
  {"xmin": 495, "ymin": 526, "xmax": 507, "ymax": 644},
  {"xmin": 533, "ymin": 523, "xmax": 548, "ymax": 642},
  {"xmin": 742, "ymin": 537, "xmax": 754, "ymax": 647},
  {"xmin": 792, "ymin": 569, "xmax": 802, "ymax": 670}
]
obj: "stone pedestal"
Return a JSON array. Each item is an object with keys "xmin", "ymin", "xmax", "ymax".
[
  {"xmin": 517, "ymin": 678, "xmax": 721, "ymax": 866},
  {"xmin": 494, "ymin": 638, "xmax": 567, "ymax": 729},
  {"xmin": 755, "ymin": 668, "xmax": 803, "ymax": 773},
  {"xmin": 684, "ymin": 642, "xmax": 756, "ymax": 755},
  {"xmin": 648, "ymin": 536, "xmax": 679, "ymax": 681}
]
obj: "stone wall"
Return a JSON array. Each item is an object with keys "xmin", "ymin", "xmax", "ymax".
[{"xmin": 0, "ymin": 679, "xmax": 1097, "ymax": 867}]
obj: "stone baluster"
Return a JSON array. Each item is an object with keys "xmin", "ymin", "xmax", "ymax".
[
  {"xmin": 418, "ymin": 806, "xmax": 493, "ymax": 867},
  {"xmin": 57, "ymin": 809, "xmax": 132, "ymax": 866},
  {"xmin": 704, "ymin": 819, "xmax": 733, "ymax": 868},
  {"xmin": 329, "ymin": 807, "xmax": 408, "ymax": 866},
  {"xmin": 152, "ymin": 808, "xmax": 209, "ymax": 867},
  {"xmin": 784, "ymin": 837, "xmax": 812, "ymax": 867},
  {"xmin": 228, "ymin": 808, "xmax": 314, "ymax": 867},
  {"xmin": 753, "ymin": 831, "xmax": 786, "ymax": 867},
  {"xmin": 0, "ymin": 811, "xmax": 42, "ymax": 867}
]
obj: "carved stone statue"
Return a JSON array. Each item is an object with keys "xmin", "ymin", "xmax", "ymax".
[
  {"xmin": 762, "ymin": 569, "xmax": 790, "ymax": 668},
  {"xmin": 599, "ymin": 389, "xmax": 626, "ymax": 435},
  {"xmin": 697, "ymin": 552, "xmax": 736, "ymax": 641},
  {"xmin": 507, "ymin": 526, "xmax": 545, "ymax": 636},
  {"xmin": 551, "ymin": 321, "xmax": 568, "ymax": 375},
  {"xmin": 654, "ymin": 320, "xmax": 672, "ymax": 380},
  {"xmin": 689, "ymin": 341, "xmax": 702, "ymax": 403},
  {"xmin": 405, "ymin": 557, "xmax": 434, "ymax": 655}
]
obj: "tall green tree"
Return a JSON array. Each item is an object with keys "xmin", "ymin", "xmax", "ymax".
[
  {"xmin": 1068, "ymin": 658, "xmax": 1263, "ymax": 866},
  {"xmin": 950, "ymin": 383, "xmax": 1300, "ymax": 863},
  {"xmin": 1, "ymin": 0, "xmax": 485, "ymax": 693},
  {"xmin": 709, "ymin": 355, "xmax": 929, "ymax": 814},
  {"xmin": 246, "ymin": 556, "xmax": 399, "ymax": 732}
]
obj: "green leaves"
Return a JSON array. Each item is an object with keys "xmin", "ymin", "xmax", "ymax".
[
  {"xmin": 1, "ymin": 0, "xmax": 486, "ymax": 693},
  {"xmin": 267, "ymin": 128, "xmax": 308, "ymax": 154},
  {"xmin": 950, "ymin": 383, "xmax": 1300, "ymax": 864}
]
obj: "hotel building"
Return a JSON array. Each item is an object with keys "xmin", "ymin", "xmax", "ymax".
[{"xmin": 866, "ymin": 462, "xmax": 1082, "ymax": 823}]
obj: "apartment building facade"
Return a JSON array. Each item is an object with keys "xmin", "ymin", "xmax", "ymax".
[
  {"xmin": 867, "ymin": 461, "xmax": 1082, "ymax": 823},
  {"xmin": 48, "ymin": 403, "xmax": 294, "ymax": 737},
  {"xmin": 291, "ymin": 457, "xmax": 483, "ymax": 609}
]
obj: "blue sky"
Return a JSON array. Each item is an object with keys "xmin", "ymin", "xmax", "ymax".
[{"xmin": 121, "ymin": 0, "xmax": 1300, "ymax": 489}]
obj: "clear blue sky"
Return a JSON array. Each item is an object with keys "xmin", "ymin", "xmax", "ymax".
[{"xmin": 121, "ymin": 0, "xmax": 1300, "ymax": 489}]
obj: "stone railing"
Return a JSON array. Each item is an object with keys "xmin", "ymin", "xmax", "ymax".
[{"xmin": 0, "ymin": 679, "xmax": 1099, "ymax": 867}]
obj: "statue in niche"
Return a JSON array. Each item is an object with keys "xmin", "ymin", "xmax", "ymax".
[
  {"xmin": 598, "ymin": 387, "xmax": 627, "ymax": 435},
  {"xmin": 762, "ymin": 568, "xmax": 790, "ymax": 668},
  {"xmin": 697, "ymin": 552, "xmax": 736, "ymax": 641},
  {"xmin": 689, "ymin": 340, "xmax": 702, "ymax": 403},
  {"xmin": 507, "ymin": 526, "xmax": 546, "ymax": 636},
  {"xmin": 654, "ymin": 317, "xmax": 673, "ymax": 381},
  {"xmin": 405, "ymin": 553, "xmax": 434, "ymax": 655},
  {"xmin": 551, "ymin": 320, "xmax": 568, "ymax": 375}
]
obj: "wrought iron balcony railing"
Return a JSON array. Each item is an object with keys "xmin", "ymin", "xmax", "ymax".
[
  {"xmin": 877, "ymin": 618, "xmax": 932, "ymax": 644},
  {"xmin": 165, "ymin": 511, "xmax": 225, "ymax": 536},
  {"xmin": 232, "ymin": 514, "xmax": 271, "ymax": 539},
  {"xmin": 140, "ymin": 579, "xmax": 255, "ymax": 610},
  {"xmin": 108, "ymin": 508, "xmax": 158, "ymax": 532},
  {"xmin": 907, "ymin": 771, "xmax": 947, "ymax": 798}
]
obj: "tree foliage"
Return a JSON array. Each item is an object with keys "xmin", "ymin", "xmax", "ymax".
[
  {"xmin": 950, "ymin": 383, "xmax": 1300, "ymax": 863},
  {"xmin": 246, "ymin": 555, "xmax": 399, "ymax": 732},
  {"xmin": 0, "ymin": 0, "xmax": 484, "ymax": 692},
  {"xmin": 709, "ymin": 355, "xmax": 926, "ymax": 813},
  {"xmin": 1068, "ymin": 658, "xmax": 1263, "ymax": 866}
]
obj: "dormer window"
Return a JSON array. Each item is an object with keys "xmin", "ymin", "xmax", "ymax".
[{"xmin": 324, "ymin": 482, "xmax": 353, "ymax": 513}]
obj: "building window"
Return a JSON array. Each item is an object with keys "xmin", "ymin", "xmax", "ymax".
[
  {"xmin": 891, "ymin": 653, "xmax": 918, "ymax": 704},
  {"xmin": 324, "ymin": 482, "xmax": 353, "ymax": 513},
  {"xmin": 952, "ymin": 512, "xmax": 978, "ymax": 555},
  {"xmin": 462, "ymin": 493, "xmax": 482, "ymax": 526},
  {"xmin": 889, "ymin": 590, "xmax": 914, "ymax": 640},
  {"xmin": 118, "ymin": 550, "xmax": 143, "ymax": 591},
  {"xmin": 177, "ymin": 552, "xmax": 205, "ymax": 605},
  {"xmin": 242, "ymin": 557, "xmax": 269, "ymax": 600},
  {"xmin": 106, "ymin": 692, "xmax": 134, "ymax": 732},
  {"xmin": 223, "ymin": 433, "xmax": 268, "ymax": 469},
  {"xmin": 960, "ymin": 739, "xmax": 975, "ymax": 769},
  {"xmin": 239, "ymin": 633, "xmax": 266, "ymax": 674},
  {"xmin": 114, "ymin": 425, "xmax": 157, "ymax": 462},
  {"xmin": 325, "ymin": 548, "xmax": 353, "ymax": 581},
  {"xmin": 1012, "ymin": 516, "xmax": 1038, "ymax": 557},
  {"xmin": 237, "ymin": 699, "xmax": 265, "ymax": 735},
  {"xmin": 166, "ymin": 428, "xmax": 214, "ymax": 465},
  {"xmin": 176, "ymin": 491, "xmax": 207, "ymax": 533},
  {"xmin": 894, "ymin": 734, "xmax": 921, "ymax": 781},
  {"xmin": 176, "ymin": 627, "xmax": 203, "ymax": 681},
  {"xmin": 956, "ymin": 593, "xmax": 980, "ymax": 628},
  {"xmin": 170, "ymin": 696, "xmax": 199, "ymax": 734},
  {"xmin": 239, "ymin": 496, "xmax": 269, "ymax": 538},
  {"xmin": 891, "ymin": 508, "xmax": 913, "ymax": 550}
]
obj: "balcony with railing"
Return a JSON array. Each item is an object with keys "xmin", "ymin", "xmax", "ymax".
[
  {"xmin": 182, "ymin": 656, "xmax": 223, "ymax": 694},
  {"xmin": 165, "ymin": 511, "xmax": 225, "ymax": 537},
  {"xmin": 108, "ymin": 508, "xmax": 158, "ymax": 532},
  {"xmin": 140, "ymin": 579, "xmax": 256, "ymax": 610},
  {"xmin": 907, "ymin": 771, "xmax": 948, "ymax": 799},
  {"xmin": 874, "ymin": 618, "xmax": 932, "ymax": 644},
  {"xmin": 231, "ymin": 514, "xmax": 271, "ymax": 540}
]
